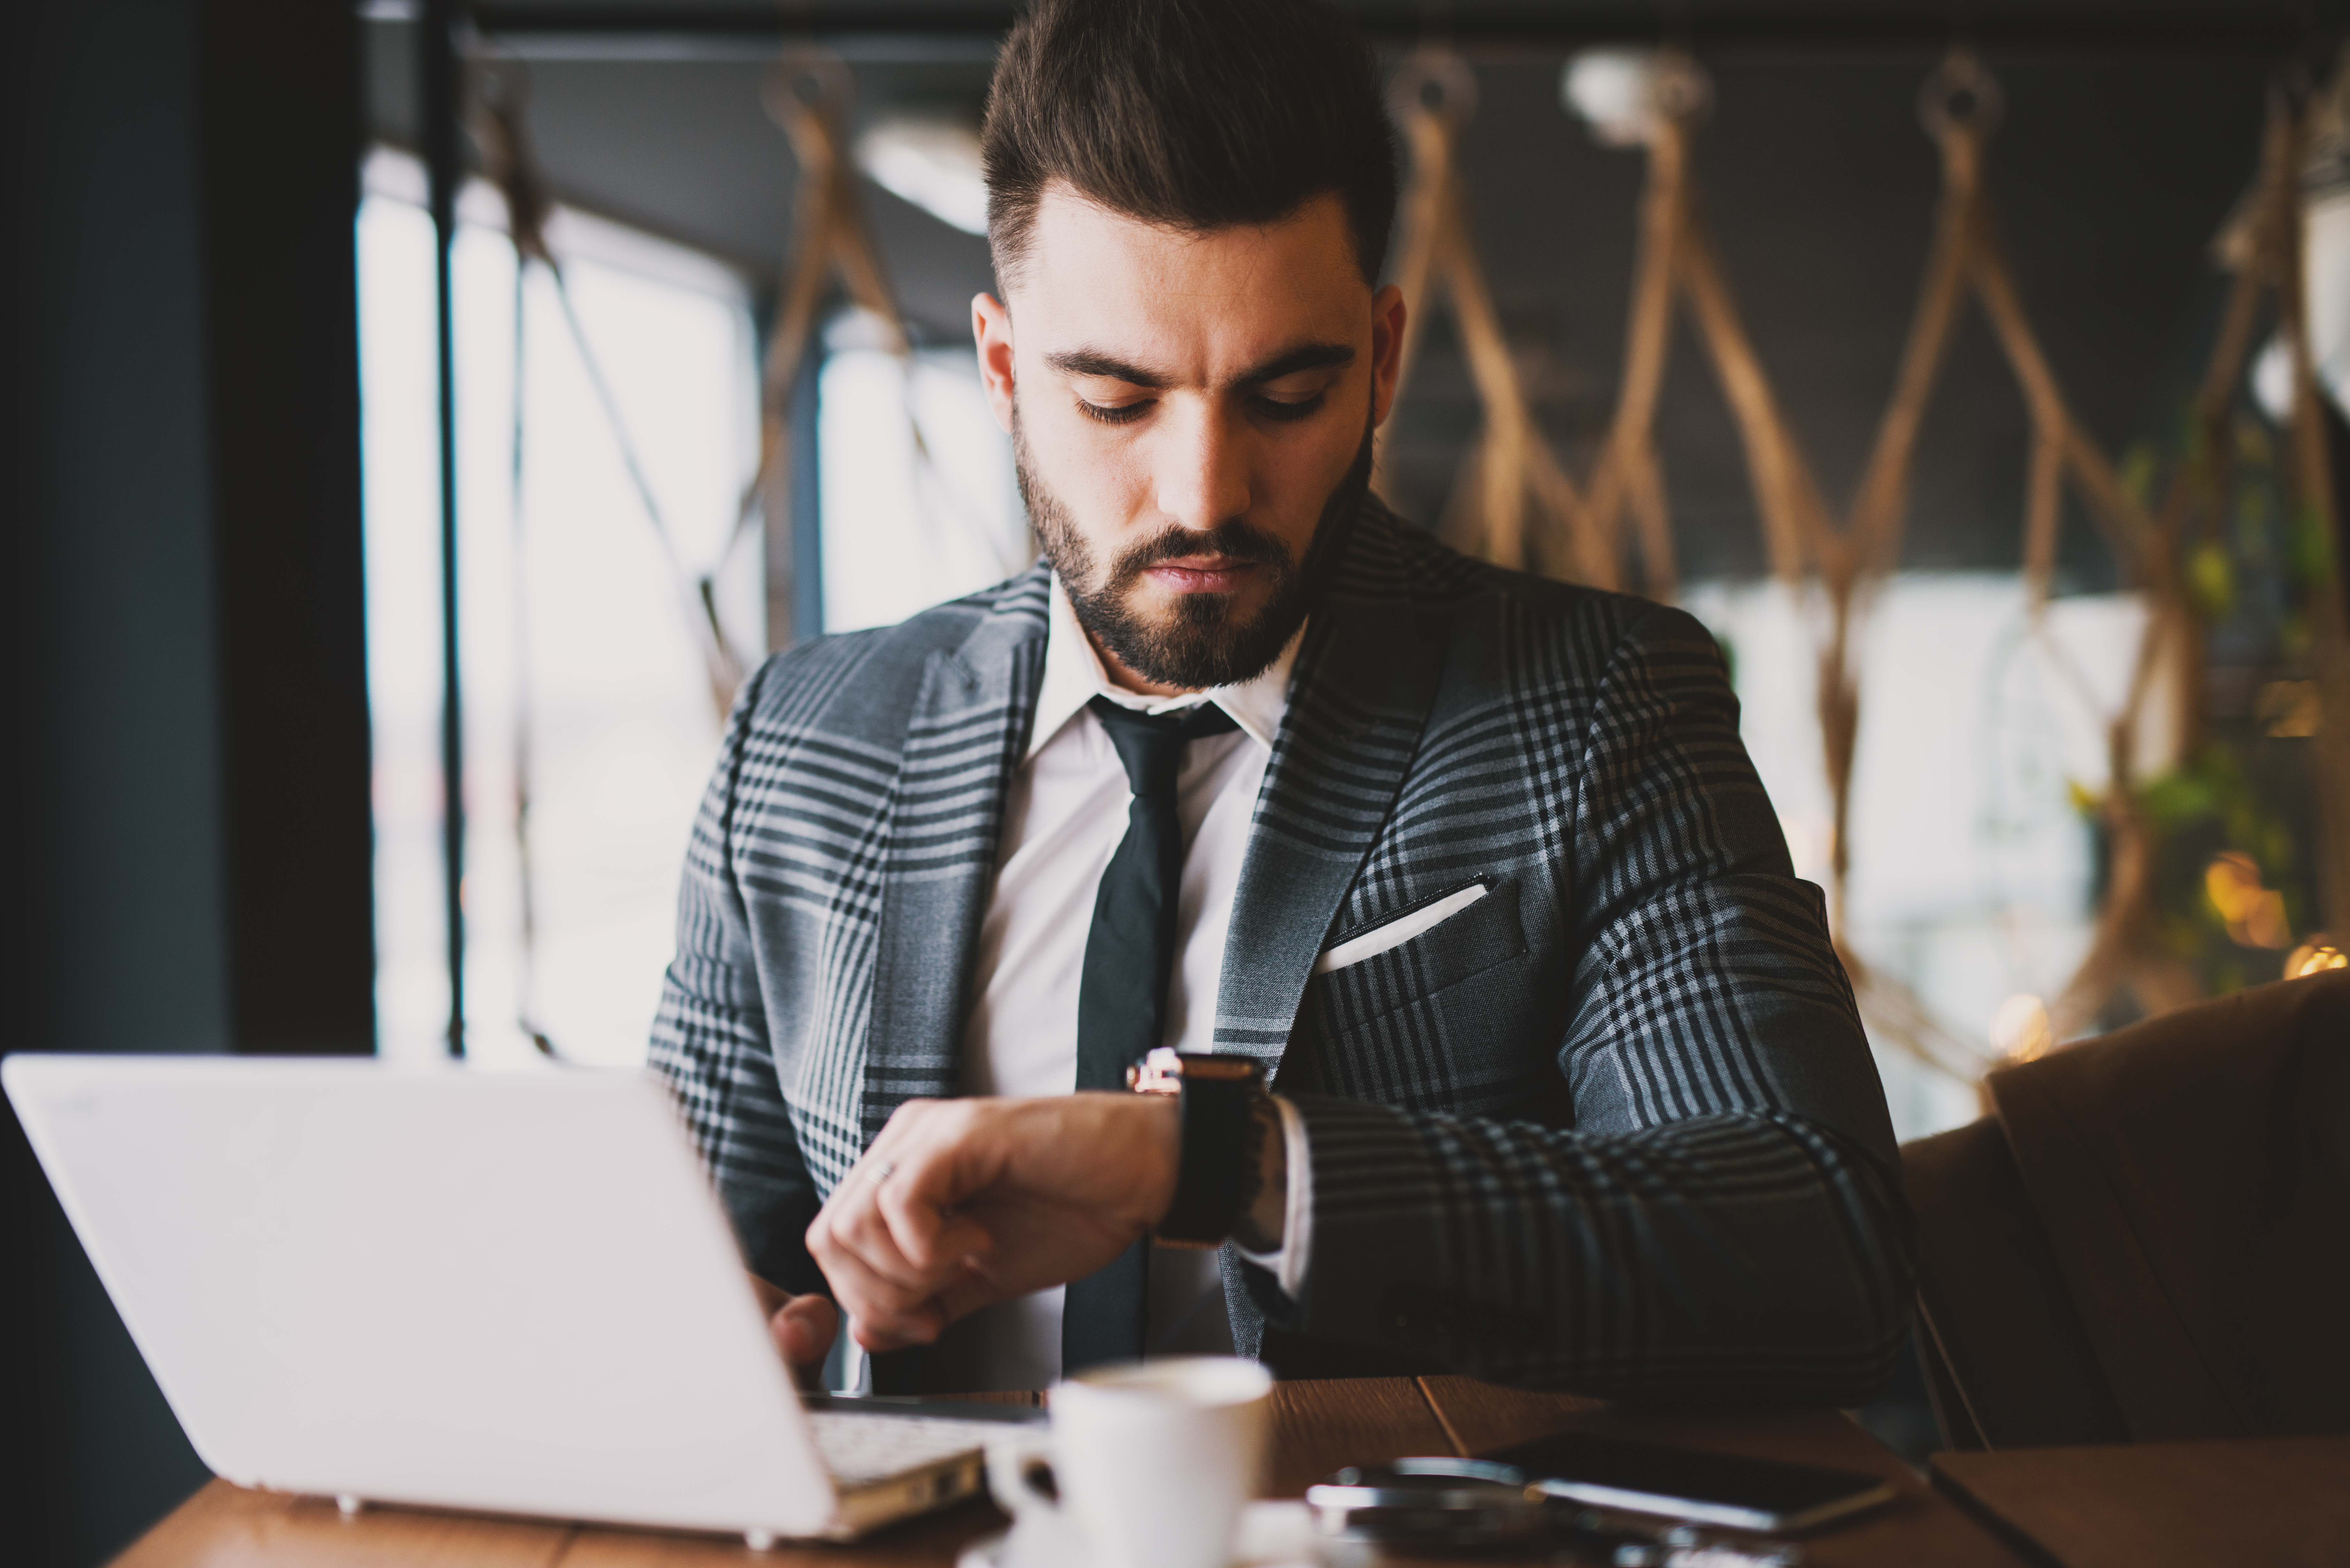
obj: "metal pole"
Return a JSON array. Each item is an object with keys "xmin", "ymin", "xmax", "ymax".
[
  {"xmin": 790, "ymin": 344, "xmax": 824, "ymax": 644},
  {"xmin": 424, "ymin": 0, "xmax": 467, "ymax": 1056}
]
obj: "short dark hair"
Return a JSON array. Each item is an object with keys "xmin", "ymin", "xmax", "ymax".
[{"xmin": 982, "ymin": 0, "xmax": 1398, "ymax": 289}]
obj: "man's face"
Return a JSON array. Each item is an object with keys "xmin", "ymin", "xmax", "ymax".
[{"xmin": 974, "ymin": 186, "xmax": 1406, "ymax": 693}]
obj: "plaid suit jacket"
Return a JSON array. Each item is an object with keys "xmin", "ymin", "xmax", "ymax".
[{"xmin": 651, "ymin": 500, "xmax": 1916, "ymax": 1399}]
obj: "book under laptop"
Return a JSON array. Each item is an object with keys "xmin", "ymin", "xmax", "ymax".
[{"xmin": 3, "ymin": 1053, "xmax": 1040, "ymax": 1546}]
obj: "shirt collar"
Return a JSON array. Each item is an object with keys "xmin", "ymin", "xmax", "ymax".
[{"xmin": 1026, "ymin": 574, "xmax": 1300, "ymax": 763}]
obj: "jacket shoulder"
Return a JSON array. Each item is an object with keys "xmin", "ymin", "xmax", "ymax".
[
  {"xmin": 733, "ymin": 567, "xmax": 1050, "ymax": 740},
  {"xmin": 1348, "ymin": 504, "xmax": 1710, "ymax": 674}
]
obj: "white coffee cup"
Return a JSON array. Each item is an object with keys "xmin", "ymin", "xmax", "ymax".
[{"xmin": 986, "ymin": 1356, "xmax": 1273, "ymax": 1568}]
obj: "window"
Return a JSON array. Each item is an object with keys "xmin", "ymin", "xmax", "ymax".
[
  {"xmin": 359, "ymin": 148, "xmax": 761, "ymax": 1067},
  {"xmin": 815, "ymin": 315, "xmax": 1031, "ymax": 634},
  {"xmin": 1682, "ymin": 574, "xmax": 2152, "ymax": 1140}
]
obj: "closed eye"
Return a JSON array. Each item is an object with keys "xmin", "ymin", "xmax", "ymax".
[
  {"xmin": 1078, "ymin": 398, "xmax": 1153, "ymax": 426},
  {"xmin": 1077, "ymin": 385, "xmax": 1330, "ymax": 426},
  {"xmin": 1253, "ymin": 391, "xmax": 1326, "ymax": 424}
]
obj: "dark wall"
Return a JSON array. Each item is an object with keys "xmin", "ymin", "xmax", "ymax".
[
  {"xmin": 204, "ymin": 2, "xmax": 377, "ymax": 1056},
  {"xmin": 1, "ymin": 0, "xmax": 373, "ymax": 1561},
  {"xmin": 1377, "ymin": 53, "xmax": 2271, "ymax": 588}
]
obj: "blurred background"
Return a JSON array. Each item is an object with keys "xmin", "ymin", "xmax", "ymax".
[{"xmin": 7, "ymin": 1, "xmax": 2349, "ymax": 1561}]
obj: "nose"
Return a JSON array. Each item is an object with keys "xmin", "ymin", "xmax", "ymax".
[{"xmin": 1152, "ymin": 402, "xmax": 1252, "ymax": 532}]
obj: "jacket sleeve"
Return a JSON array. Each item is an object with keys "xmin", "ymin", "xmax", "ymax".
[
  {"xmin": 648, "ymin": 656, "xmax": 827, "ymax": 1296},
  {"xmin": 1258, "ymin": 603, "xmax": 1917, "ymax": 1403}
]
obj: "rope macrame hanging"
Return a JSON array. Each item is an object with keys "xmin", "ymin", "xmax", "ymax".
[
  {"xmin": 1385, "ymin": 47, "xmax": 1998, "ymax": 1077},
  {"xmin": 1623, "ymin": 49, "xmax": 2043, "ymax": 1079},
  {"xmin": 742, "ymin": 49, "xmax": 910, "ymax": 653},
  {"xmin": 473, "ymin": 57, "xmax": 766, "ymax": 1053},
  {"xmin": 1390, "ymin": 45, "xmax": 2350, "ymax": 1076},
  {"xmin": 1379, "ymin": 53, "xmax": 1604, "ymax": 579},
  {"xmin": 473, "ymin": 60, "xmax": 754, "ymax": 724},
  {"xmin": 468, "ymin": 51, "xmax": 1024, "ymax": 1053},
  {"xmin": 738, "ymin": 52, "xmax": 1026, "ymax": 648},
  {"xmin": 1596, "ymin": 49, "xmax": 2347, "ymax": 1068}
]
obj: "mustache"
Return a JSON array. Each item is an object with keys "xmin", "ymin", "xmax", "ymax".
[{"xmin": 1109, "ymin": 518, "xmax": 1292, "ymax": 582}]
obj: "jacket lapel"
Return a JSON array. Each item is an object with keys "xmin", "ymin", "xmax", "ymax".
[
  {"xmin": 1213, "ymin": 509, "xmax": 1446, "ymax": 1082},
  {"xmin": 859, "ymin": 570, "xmax": 1049, "ymax": 1147}
]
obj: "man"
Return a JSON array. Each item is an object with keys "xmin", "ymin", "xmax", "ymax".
[{"xmin": 652, "ymin": 0, "xmax": 1914, "ymax": 1399}]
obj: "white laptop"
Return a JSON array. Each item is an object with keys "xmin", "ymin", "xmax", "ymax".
[{"xmin": 2, "ymin": 1053, "xmax": 1040, "ymax": 1546}]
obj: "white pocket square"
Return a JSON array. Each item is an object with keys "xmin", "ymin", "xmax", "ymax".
[{"xmin": 1313, "ymin": 883, "xmax": 1490, "ymax": 975}]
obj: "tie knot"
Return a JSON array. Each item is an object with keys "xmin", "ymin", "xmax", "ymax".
[{"xmin": 1088, "ymin": 696, "xmax": 1239, "ymax": 797}]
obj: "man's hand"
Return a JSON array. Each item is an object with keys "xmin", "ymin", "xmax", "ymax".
[
  {"xmin": 805, "ymin": 1093, "xmax": 1180, "ymax": 1353},
  {"xmin": 748, "ymin": 1275, "xmax": 841, "ymax": 1390}
]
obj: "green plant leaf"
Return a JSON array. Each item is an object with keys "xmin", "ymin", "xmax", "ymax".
[{"xmin": 2188, "ymin": 539, "xmax": 2236, "ymax": 620}]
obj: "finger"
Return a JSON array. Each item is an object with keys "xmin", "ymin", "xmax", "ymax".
[
  {"xmin": 820, "ymin": 1116, "xmax": 918, "ymax": 1222},
  {"xmin": 816, "ymin": 1151, "xmax": 901, "ymax": 1229},
  {"xmin": 849, "ymin": 1098, "xmax": 938, "ymax": 1174},
  {"xmin": 872, "ymin": 1104, "xmax": 1016, "ymax": 1255},
  {"xmin": 933, "ymin": 1267, "xmax": 1014, "ymax": 1326},
  {"xmin": 850, "ymin": 1309, "xmax": 941, "ymax": 1356},
  {"xmin": 812, "ymin": 1117, "xmax": 939, "ymax": 1267},
  {"xmin": 747, "ymin": 1272, "xmax": 790, "ymax": 1319},
  {"xmin": 828, "ymin": 1116, "xmax": 997, "ymax": 1289},
  {"xmin": 811, "ymin": 1147, "xmax": 938, "ymax": 1281},
  {"xmin": 811, "ymin": 1225, "xmax": 945, "ymax": 1347},
  {"xmin": 772, "ymin": 1293, "xmax": 839, "ymax": 1380},
  {"xmin": 826, "ymin": 1178, "xmax": 958, "ymax": 1296},
  {"xmin": 809, "ymin": 1101, "xmax": 991, "ymax": 1337},
  {"xmin": 873, "ymin": 1155, "xmax": 997, "ymax": 1273}
]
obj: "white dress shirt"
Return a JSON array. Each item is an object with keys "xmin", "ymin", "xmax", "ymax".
[{"xmin": 946, "ymin": 577, "xmax": 1311, "ymax": 1391}]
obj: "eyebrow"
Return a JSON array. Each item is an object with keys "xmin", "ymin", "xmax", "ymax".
[{"xmin": 1042, "ymin": 341, "xmax": 1357, "ymax": 391}]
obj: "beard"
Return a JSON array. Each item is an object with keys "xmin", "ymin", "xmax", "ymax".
[{"xmin": 1017, "ymin": 403, "xmax": 1374, "ymax": 690}]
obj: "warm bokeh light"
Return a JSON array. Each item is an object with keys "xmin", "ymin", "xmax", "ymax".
[
  {"xmin": 2204, "ymin": 851, "xmax": 2292, "ymax": 950},
  {"xmin": 1990, "ymin": 993, "xmax": 2054, "ymax": 1062},
  {"xmin": 2285, "ymin": 937, "xmax": 2348, "ymax": 979},
  {"xmin": 2255, "ymin": 678, "xmax": 2323, "ymax": 738}
]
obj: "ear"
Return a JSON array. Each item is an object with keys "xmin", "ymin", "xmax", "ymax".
[
  {"xmin": 972, "ymin": 292, "xmax": 1017, "ymax": 435},
  {"xmin": 1368, "ymin": 283, "xmax": 1408, "ymax": 429}
]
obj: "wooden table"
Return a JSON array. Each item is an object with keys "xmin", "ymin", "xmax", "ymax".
[
  {"xmin": 114, "ymin": 1377, "xmax": 2023, "ymax": 1567},
  {"xmin": 1934, "ymin": 1434, "xmax": 2350, "ymax": 1568}
]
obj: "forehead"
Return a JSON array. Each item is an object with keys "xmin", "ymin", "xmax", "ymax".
[{"xmin": 1007, "ymin": 183, "xmax": 1368, "ymax": 376}]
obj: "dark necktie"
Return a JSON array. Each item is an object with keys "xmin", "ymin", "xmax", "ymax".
[{"xmin": 1061, "ymin": 695, "xmax": 1240, "ymax": 1374}]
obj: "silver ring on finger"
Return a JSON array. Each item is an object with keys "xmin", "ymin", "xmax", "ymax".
[{"xmin": 871, "ymin": 1158, "xmax": 897, "ymax": 1187}]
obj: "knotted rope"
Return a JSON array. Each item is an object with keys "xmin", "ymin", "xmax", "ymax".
[
  {"xmin": 1389, "ymin": 47, "xmax": 2349, "ymax": 1074},
  {"xmin": 744, "ymin": 49, "xmax": 909, "ymax": 621},
  {"xmin": 739, "ymin": 52, "xmax": 1026, "ymax": 645},
  {"xmin": 1380, "ymin": 53, "xmax": 1602, "ymax": 577},
  {"xmin": 475, "ymin": 57, "xmax": 766, "ymax": 1054},
  {"xmin": 473, "ymin": 58, "xmax": 752, "ymax": 724}
]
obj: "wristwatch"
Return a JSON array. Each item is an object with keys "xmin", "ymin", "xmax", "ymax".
[{"xmin": 1126, "ymin": 1047, "xmax": 1270, "ymax": 1247}]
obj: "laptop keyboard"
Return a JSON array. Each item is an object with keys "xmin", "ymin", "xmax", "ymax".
[{"xmin": 807, "ymin": 1410, "xmax": 1003, "ymax": 1485}]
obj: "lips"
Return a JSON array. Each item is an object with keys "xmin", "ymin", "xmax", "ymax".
[{"xmin": 1142, "ymin": 558, "xmax": 1261, "ymax": 593}]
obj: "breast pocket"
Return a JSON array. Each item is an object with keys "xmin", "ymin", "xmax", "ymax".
[{"xmin": 1306, "ymin": 875, "xmax": 1528, "ymax": 1039}]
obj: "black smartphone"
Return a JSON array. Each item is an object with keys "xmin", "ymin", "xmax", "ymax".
[{"xmin": 1481, "ymin": 1433, "xmax": 1895, "ymax": 1532}]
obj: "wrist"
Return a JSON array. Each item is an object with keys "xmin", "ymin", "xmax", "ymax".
[{"xmin": 1228, "ymin": 1097, "xmax": 1287, "ymax": 1253}]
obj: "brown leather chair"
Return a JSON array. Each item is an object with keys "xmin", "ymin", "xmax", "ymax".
[{"xmin": 1904, "ymin": 968, "xmax": 2349, "ymax": 1450}]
